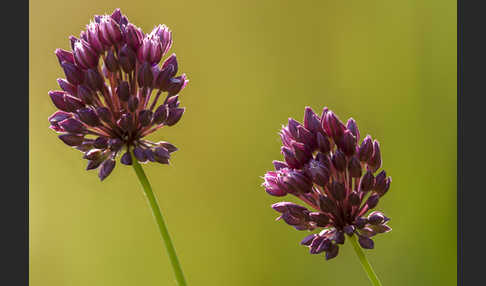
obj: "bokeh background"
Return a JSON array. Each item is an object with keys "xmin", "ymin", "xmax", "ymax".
[{"xmin": 30, "ymin": 0, "xmax": 456, "ymax": 285}]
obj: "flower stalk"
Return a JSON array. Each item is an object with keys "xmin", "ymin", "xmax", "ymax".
[
  {"xmin": 349, "ymin": 234, "xmax": 382, "ymax": 286},
  {"xmin": 131, "ymin": 150, "xmax": 187, "ymax": 286}
]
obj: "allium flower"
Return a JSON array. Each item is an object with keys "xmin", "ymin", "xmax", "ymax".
[
  {"xmin": 263, "ymin": 107, "xmax": 392, "ymax": 260},
  {"xmin": 48, "ymin": 8, "xmax": 188, "ymax": 180}
]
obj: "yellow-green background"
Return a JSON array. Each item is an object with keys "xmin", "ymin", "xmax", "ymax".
[{"xmin": 30, "ymin": 0, "xmax": 456, "ymax": 285}]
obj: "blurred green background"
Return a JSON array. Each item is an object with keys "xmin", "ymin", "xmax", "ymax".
[{"xmin": 30, "ymin": 0, "xmax": 456, "ymax": 285}]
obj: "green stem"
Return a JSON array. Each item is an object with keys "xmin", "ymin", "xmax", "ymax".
[
  {"xmin": 349, "ymin": 235, "xmax": 383, "ymax": 286},
  {"xmin": 130, "ymin": 151, "xmax": 187, "ymax": 286}
]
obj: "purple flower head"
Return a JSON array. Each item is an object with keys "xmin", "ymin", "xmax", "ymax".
[
  {"xmin": 48, "ymin": 9, "xmax": 189, "ymax": 181},
  {"xmin": 262, "ymin": 107, "xmax": 392, "ymax": 260}
]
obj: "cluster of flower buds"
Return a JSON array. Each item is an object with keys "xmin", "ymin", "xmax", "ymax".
[
  {"xmin": 48, "ymin": 9, "xmax": 188, "ymax": 180},
  {"xmin": 263, "ymin": 107, "xmax": 392, "ymax": 260}
]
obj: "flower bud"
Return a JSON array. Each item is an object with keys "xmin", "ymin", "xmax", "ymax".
[
  {"xmin": 133, "ymin": 146, "xmax": 147, "ymax": 162},
  {"xmin": 121, "ymin": 151, "xmax": 132, "ymax": 165},
  {"xmin": 346, "ymin": 118, "xmax": 360, "ymax": 142},
  {"xmin": 99, "ymin": 15, "xmax": 122, "ymax": 46},
  {"xmin": 86, "ymin": 22, "xmax": 104, "ymax": 53},
  {"xmin": 308, "ymin": 160, "xmax": 329, "ymax": 187},
  {"xmin": 153, "ymin": 104, "xmax": 169, "ymax": 124},
  {"xmin": 358, "ymin": 235, "xmax": 374, "ymax": 249},
  {"xmin": 108, "ymin": 138, "xmax": 123, "ymax": 151},
  {"xmin": 64, "ymin": 94, "xmax": 85, "ymax": 111},
  {"xmin": 331, "ymin": 150, "xmax": 346, "ymax": 172},
  {"xmin": 96, "ymin": 107, "xmax": 112, "ymax": 122},
  {"xmin": 330, "ymin": 181, "xmax": 346, "ymax": 201},
  {"xmin": 368, "ymin": 211, "xmax": 386, "ymax": 225},
  {"xmin": 348, "ymin": 156, "xmax": 362, "ymax": 178},
  {"xmin": 303, "ymin": 106, "xmax": 322, "ymax": 134},
  {"xmin": 125, "ymin": 23, "xmax": 143, "ymax": 50},
  {"xmin": 322, "ymin": 110, "xmax": 345, "ymax": 141},
  {"xmin": 119, "ymin": 44, "xmax": 136, "ymax": 73},
  {"xmin": 73, "ymin": 39, "xmax": 99, "ymax": 69},
  {"xmin": 166, "ymin": 95, "xmax": 180, "ymax": 108},
  {"xmin": 272, "ymin": 160, "xmax": 288, "ymax": 171},
  {"xmin": 158, "ymin": 141, "xmax": 178, "ymax": 153},
  {"xmin": 61, "ymin": 61, "xmax": 84, "ymax": 85},
  {"xmin": 127, "ymin": 96, "xmax": 139, "ymax": 112},
  {"xmin": 137, "ymin": 62, "xmax": 153, "ymax": 88},
  {"xmin": 86, "ymin": 69, "xmax": 104, "ymax": 91},
  {"xmin": 297, "ymin": 125, "xmax": 315, "ymax": 148},
  {"xmin": 105, "ymin": 50, "xmax": 119, "ymax": 72},
  {"xmin": 57, "ymin": 78, "xmax": 77, "ymax": 96},
  {"xmin": 281, "ymin": 146, "xmax": 299, "ymax": 169},
  {"xmin": 49, "ymin": 91, "xmax": 70, "ymax": 112},
  {"xmin": 165, "ymin": 107, "xmax": 185, "ymax": 126},
  {"xmin": 154, "ymin": 147, "xmax": 170, "ymax": 164},
  {"xmin": 117, "ymin": 113, "xmax": 132, "ymax": 131},
  {"xmin": 138, "ymin": 110, "xmax": 153, "ymax": 126},
  {"xmin": 358, "ymin": 135, "xmax": 373, "ymax": 162},
  {"xmin": 117, "ymin": 81, "xmax": 130, "ymax": 102},
  {"xmin": 77, "ymin": 107, "xmax": 100, "ymax": 126},
  {"xmin": 325, "ymin": 243, "xmax": 339, "ymax": 260},
  {"xmin": 366, "ymin": 194, "xmax": 380, "ymax": 209},
  {"xmin": 319, "ymin": 195, "xmax": 336, "ymax": 213},
  {"xmin": 93, "ymin": 136, "xmax": 108, "ymax": 149},
  {"xmin": 55, "ymin": 49, "xmax": 75, "ymax": 65},
  {"xmin": 343, "ymin": 225, "xmax": 356, "ymax": 235},
  {"xmin": 367, "ymin": 140, "xmax": 382, "ymax": 172},
  {"xmin": 360, "ymin": 171, "xmax": 375, "ymax": 193},
  {"xmin": 166, "ymin": 74, "xmax": 188, "ymax": 95},
  {"xmin": 98, "ymin": 158, "xmax": 115, "ymax": 181},
  {"xmin": 78, "ymin": 85, "xmax": 95, "ymax": 105},
  {"xmin": 58, "ymin": 134, "xmax": 84, "ymax": 146},
  {"xmin": 316, "ymin": 132, "xmax": 330, "ymax": 154},
  {"xmin": 309, "ymin": 212, "xmax": 329, "ymax": 227},
  {"xmin": 59, "ymin": 118, "xmax": 86, "ymax": 133},
  {"xmin": 339, "ymin": 130, "xmax": 356, "ymax": 157},
  {"xmin": 301, "ymin": 234, "xmax": 317, "ymax": 246}
]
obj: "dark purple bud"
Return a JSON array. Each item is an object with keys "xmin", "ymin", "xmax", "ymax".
[
  {"xmin": 133, "ymin": 146, "xmax": 147, "ymax": 162},
  {"xmin": 110, "ymin": 8, "xmax": 122, "ymax": 22},
  {"xmin": 153, "ymin": 104, "xmax": 169, "ymax": 124},
  {"xmin": 301, "ymin": 234, "xmax": 317, "ymax": 246},
  {"xmin": 154, "ymin": 64, "xmax": 175, "ymax": 90},
  {"xmin": 108, "ymin": 138, "xmax": 123, "ymax": 151},
  {"xmin": 137, "ymin": 62, "xmax": 153, "ymax": 88},
  {"xmin": 286, "ymin": 171, "xmax": 313, "ymax": 194},
  {"xmin": 366, "ymin": 194, "xmax": 380, "ymax": 209},
  {"xmin": 373, "ymin": 171, "xmax": 387, "ymax": 193},
  {"xmin": 73, "ymin": 39, "xmax": 99, "ymax": 69},
  {"xmin": 86, "ymin": 69, "xmax": 104, "ymax": 91},
  {"xmin": 55, "ymin": 49, "xmax": 75, "ymax": 65},
  {"xmin": 77, "ymin": 107, "xmax": 100, "ymax": 126},
  {"xmin": 319, "ymin": 195, "xmax": 336, "ymax": 213},
  {"xmin": 49, "ymin": 91, "xmax": 69, "ymax": 112},
  {"xmin": 78, "ymin": 85, "xmax": 95, "ymax": 105},
  {"xmin": 93, "ymin": 136, "xmax": 108, "ymax": 149},
  {"xmin": 144, "ymin": 148, "xmax": 156, "ymax": 162},
  {"xmin": 166, "ymin": 74, "xmax": 188, "ymax": 95},
  {"xmin": 154, "ymin": 147, "xmax": 170, "ymax": 164},
  {"xmin": 125, "ymin": 23, "xmax": 143, "ymax": 50},
  {"xmin": 325, "ymin": 243, "xmax": 339, "ymax": 260},
  {"xmin": 165, "ymin": 107, "xmax": 185, "ymax": 126},
  {"xmin": 105, "ymin": 50, "xmax": 119, "ymax": 72},
  {"xmin": 333, "ymin": 231, "xmax": 345, "ymax": 244},
  {"xmin": 99, "ymin": 15, "xmax": 122, "ymax": 46},
  {"xmin": 355, "ymin": 217, "xmax": 368, "ymax": 229},
  {"xmin": 309, "ymin": 212, "xmax": 329, "ymax": 227},
  {"xmin": 360, "ymin": 227, "xmax": 376, "ymax": 237},
  {"xmin": 119, "ymin": 44, "xmax": 136, "ymax": 73},
  {"xmin": 358, "ymin": 235, "xmax": 374, "ymax": 249},
  {"xmin": 75, "ymin": 141, "xmax": 94, "ymax": 152},
  {"xmin": 367, "ymin": 140, "xmax": 382, "ymax": 173},
  {"xmin": 349, "ymin": 191, "xmax": 361, "ymax": 206},
  {"xmin": 272, "ymin": 160, "xmax": 288, "ymax": 171},
  {"xmin": 117, "ymin": 81, "xmax": 130, "ymax": 102},
  {"xmin": 138, "ymin": 110, "xmax": 153, "ymax": 126},
  {"xmin": 287, "ymin": 118, "xmax": 301, "ymax": 139},
  {"xmin": 58, "ymin": 134, "xmax": 84, "ymax": 146},
  {"xmin": 368, "ymin": 211, "xmax": 386, "ymax": 225},
  {"xmin": 86, "ymin": 159, "xmax": 102, "ymax": 170},
  {"xmin": 330, "ymin": 181, "xmax": 346, "ymax": 201},
  {"xmin": 57, "ymin": 78, "xmax": 77, "ymax": 96},
  {"xmin": 64, "ymin": 94, "xmax": 85, "ymax": 111},
  {"xmin": 360, "ymin": 171, "xmax": 375, "ymax": 193},
  {"xmin": 346, "ymin": 118, "xmax": 360, "ymax": 142},
  {"xmin": 127, "ymin": 96, "xmax": 139, "ymax": 112},
  {"xmin": 343, "ymin": 225, "xmax": 356, "ymax": 235},
  {"xmin": 117, "ymin": 114, "xmax": 132, "ymax": 131},
  {"xmin": 316, "ymin": 238, "xmax": 332, "ymax": 254},
  {"xmin": 153, "ymin": 24, "xmax": 172, "ymax": 55},
  {"xmin": 162, "ymin": 53, "xmax": 178, "ymax": 74},
  {"xmin": 158, "ymin": 141, "xmax": 178, "ymax": 153},
  {"xmin": 121, "ymin": 151, "xmax": 132, "ymax": 165},
  {"xmin": 86, "ymin": 22, "xmax": 104, "ymax": 54},
  {"xmin": 339, "ymin": 130, "xmax": 357, "ymax": 157},
  {"xmin": 264, "ymin": 173, "xmax": 288, "ymax": 197},
  {"xmin": 98, "ymin": 158, "xmax": 116, "ymax": 181},
  {"xmin": 61, "ymin": 61, "xmax": 84, "ymax": 85},
  {"xmin": 291, "ymin": 141, "xmax": 311, "ymax": 165},
  {"xmin": 358, "ymin": 135, "xmax": 373, "ymax": 162},
  {"xmin": 48, "ymin": 111, "xmax": 72, "ymax": 126},
  {"xmin": 331, "ymin": 150, "xmax": 346, "ymax": 172},
  {"xmin": 271, "ymin": 202, "xmax": 307, "ymax": 214},
  {"xmin": 84, "ymin": 149, "xmax": 102, "ymax": 160},
  {"xmin": 297, "ymin": 125, "xmax": 315, "ymax": 147},
  {"xmin": 96, "ymin": 107, "xmax": 112, "ymax": 122},
  {"xmin": 308, "ymin": 160, "xmax": 329, "ymax": 187},
  {"xmin": 322, "ymin": 110, "xmax": 345, "ymax": 141},
  {"xmin": 348, "ymin": 156, "xmax": 362, "ymax": 178},
  {"xmin": 166, "ymin": 95, "xmax": 180, "ymax": 108},
  {"xmin": 316, "ymin": 132, "xmax": 331, "ymax": 154},
  {"xmin": 303, "ymin": 106, "xmax": 322, "ymax": 134},
  {"xmin": 309, "ymin": 236, "xmax": 325, "ymax": 254},
  {"xmin": 282, "ymin": 147, "xmax": 299, "ymax": 170},
  {"xmin": 59, "ymin": 118, "xmax": 86, "ymax": 133}
]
